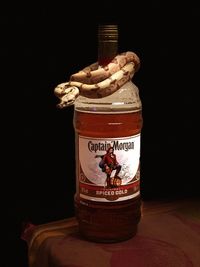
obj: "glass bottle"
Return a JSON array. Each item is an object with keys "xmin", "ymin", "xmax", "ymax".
[{"xmin": 73, "ymin": 24, "xmax": 143, "ymax": 242}]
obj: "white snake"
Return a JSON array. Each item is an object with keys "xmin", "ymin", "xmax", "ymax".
[{"xmin": 54, "ymin": 51, "xmax": 140, "ymax": 108}]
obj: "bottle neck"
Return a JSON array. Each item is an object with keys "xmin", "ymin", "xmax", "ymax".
[
  {"xmin": 98, "ymin": 24, "xmax": 118, "ymax": 67},
  {"xmin": 98, "ymin": 41, "xmax": 118, "ymax": 66}
]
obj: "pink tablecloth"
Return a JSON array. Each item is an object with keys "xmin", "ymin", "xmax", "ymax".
[{"xmin": 24, "ymin": 197, "xmax": 200, "ymax": 267}]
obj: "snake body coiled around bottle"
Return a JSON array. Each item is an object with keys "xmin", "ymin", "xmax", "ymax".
[{"xmin": 54, "ymin": 51, "xmax": 140, "ymax": 108}]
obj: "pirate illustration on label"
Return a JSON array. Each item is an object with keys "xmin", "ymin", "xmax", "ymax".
[{"xmin": 95, "ymin": 147, "xmax": 122, "ymax": 188}]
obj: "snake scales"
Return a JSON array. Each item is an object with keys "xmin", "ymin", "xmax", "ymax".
[{"xmin": 54, "ymin": 51, "xmax": 140, "ymax": 108}]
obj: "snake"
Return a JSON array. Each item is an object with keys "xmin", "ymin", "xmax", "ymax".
[{"xmin": 54, "ymin": 51, "xmax": 140, "ymax": 108}]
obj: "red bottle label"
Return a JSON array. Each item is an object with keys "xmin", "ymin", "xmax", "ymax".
[{"xmin": 78, "ymin": 134, "xmax": 141, "ymax": 202}]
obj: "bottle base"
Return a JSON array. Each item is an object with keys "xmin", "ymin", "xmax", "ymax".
[{"xmin": 74, "ymin": 196, "xmax": 141, "ymax": 243}]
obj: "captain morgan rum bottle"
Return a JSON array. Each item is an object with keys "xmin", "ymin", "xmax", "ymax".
[{"xmin": 73, "ymin": 24, "xmax": 143, "ymax": 242}]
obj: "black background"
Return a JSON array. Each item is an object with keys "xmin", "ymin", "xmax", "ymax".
[{"xmin": 2, "ymin": 1, "xmax": 199, "ymax": 266}]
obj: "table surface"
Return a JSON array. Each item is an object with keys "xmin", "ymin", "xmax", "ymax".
[{"xmin": 24, "ymin": 197, "xmax": 200, "ymax": 267}]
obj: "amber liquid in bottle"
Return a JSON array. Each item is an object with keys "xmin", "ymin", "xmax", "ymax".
[{"xmin": 73, "ymin": 25, "xmax": 143, "ymax": 242}]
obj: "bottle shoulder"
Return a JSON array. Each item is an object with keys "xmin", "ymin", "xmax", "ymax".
[{"xmin": 74, "ymin": 81, "xmax": 142, "ymax": 114}]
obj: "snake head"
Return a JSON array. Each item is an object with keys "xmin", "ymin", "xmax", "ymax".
[{"xmin": 56, "ymin": 86, "xmax": 79, "ymax": 108}]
